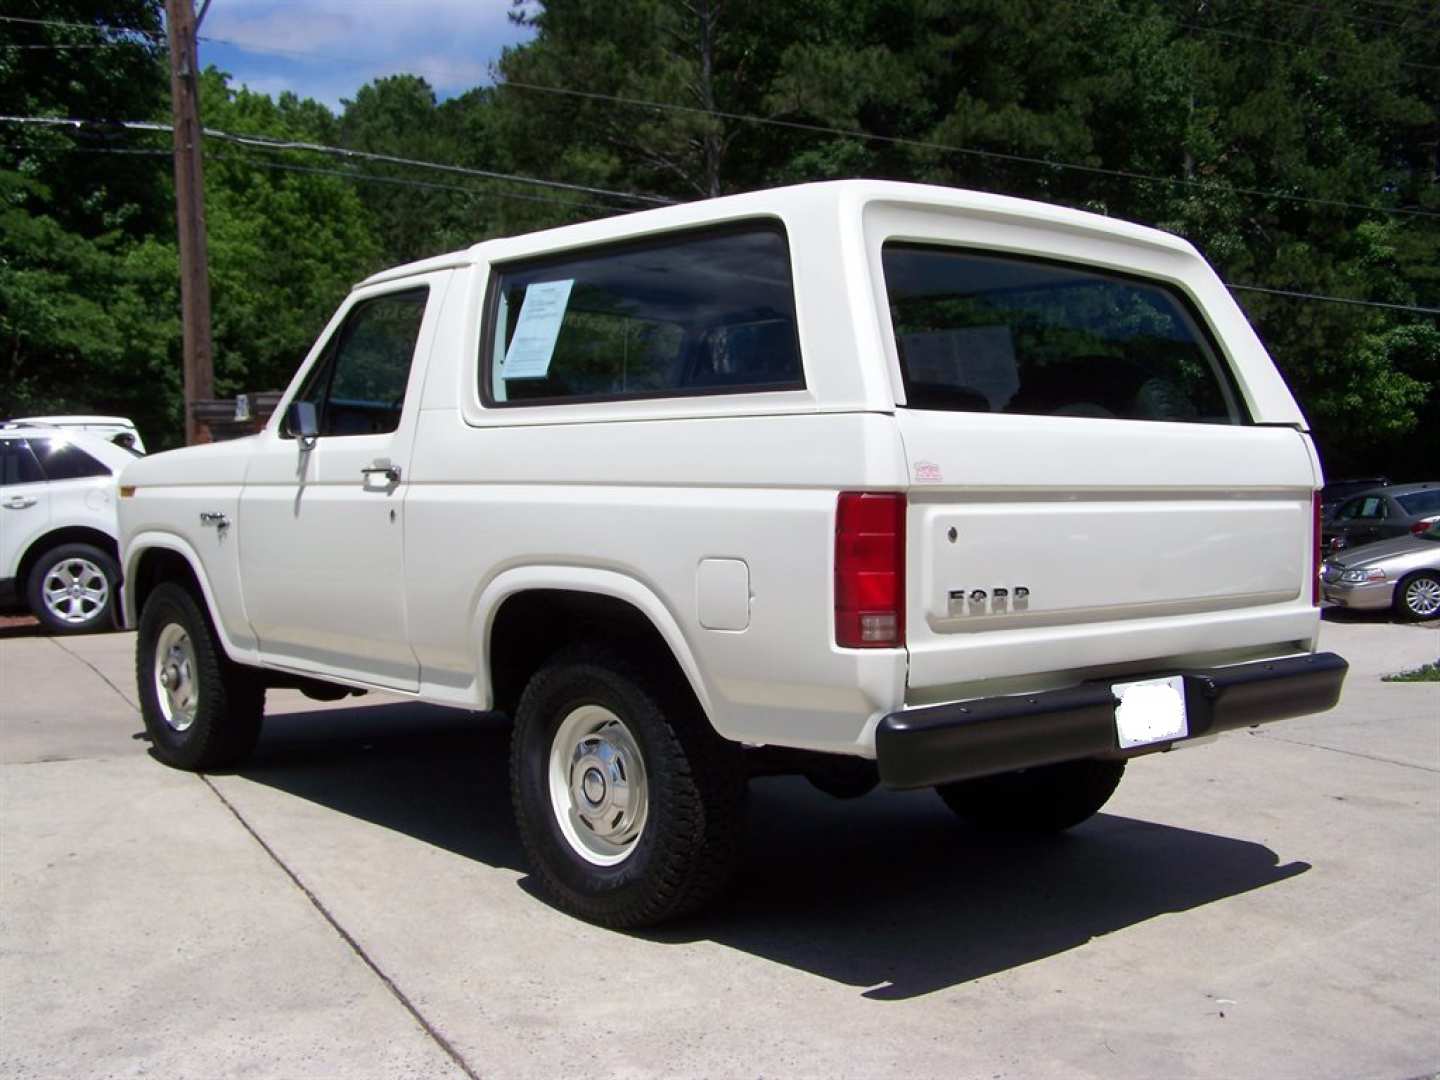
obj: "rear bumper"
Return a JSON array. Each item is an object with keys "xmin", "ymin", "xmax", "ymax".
[{"xmin": 876, "ymin": 652, "xmax": 1348, "ymax": 789}]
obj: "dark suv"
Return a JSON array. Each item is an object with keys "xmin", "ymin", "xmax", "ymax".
[{"xmin": 1322, "ymin": 482, "xmax": 1440, "ymax": 553}]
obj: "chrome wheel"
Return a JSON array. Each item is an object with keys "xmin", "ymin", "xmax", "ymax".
[
  {"xmin": 1404, "ymin": 575, "xmax": 1440, "ymax": 619},
  {"xmin": 154, "ymin": 623, "xmax": 199, "ymax": 732},
  {"xmin": 41, "ymin": 556, "xmax": 109, "ymax": 626},
  {"xmin": 548, "ymin": 705, "xmax": 649, "ymax": 866}
]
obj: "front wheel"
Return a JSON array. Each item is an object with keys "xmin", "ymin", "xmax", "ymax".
[
  {"xmin": 510, "ymin": 645, "xmax": 746, "ymax": 928},
  {"xmin": 936, "ymin": 758, "xmax": 1126, "ymax": 833},
  {"xmin": 136, "ymin": 582, "xmax": 264, "ymax": 770},
  {"xmin": 27, "ymin": 543, "xmax": 118, "ymax": 634},
  {"xmin": 1394, "ymin": 571, "xmax": 1440, "ymax": 621}
]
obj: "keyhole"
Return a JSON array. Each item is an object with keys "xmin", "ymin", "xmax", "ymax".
[{"xmin": 947, "ymin": 527, "xmax": 958, "ymax": 543}]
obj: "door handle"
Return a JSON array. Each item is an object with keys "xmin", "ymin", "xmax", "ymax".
[
  {"xmin": 361, "ymin": 464, "xmax": 402, "ymax": 484},
  {"xmin": 3, "ymin": 496, "xmax": 37, "ymax": 509}
]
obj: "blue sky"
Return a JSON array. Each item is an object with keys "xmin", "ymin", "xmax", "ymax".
[{"xmin": 198, "ymin": 1, "xmax": 538, "ymax": 111}]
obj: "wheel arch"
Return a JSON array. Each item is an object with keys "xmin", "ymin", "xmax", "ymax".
[
  {"xmin": 17, "ymin": 526, "xmax": 120, "ymax": 595},
  {"xmin": 123, "ymin": 535, "xmax": 252, "ymax": 662},
  {"xmin": 477, "ymin": 567, "xmax": 715, "ymax": 724}
]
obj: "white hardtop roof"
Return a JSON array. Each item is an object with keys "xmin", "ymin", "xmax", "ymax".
[
  {"xmin": 6, "ymin": 414, "xmax": 139, "ymax": 428},
  {"xmin": 356, "ymin": 179, "xmax": 1197, "ymax": 288}
]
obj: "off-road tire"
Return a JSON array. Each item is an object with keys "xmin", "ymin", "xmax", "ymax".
[
  {"xmin": 136, "ymin": 582, "xmax": 264, "ymax": 771},
  {"xmin": 936, "ymin": 758, "xmax": 1126, "ymax": 833},
  {"xmin": 1393, "ymin": 571, "xmax": 1440, "ymax": 622},
  {"xmin": 27, "ymin": 543, "xmax": 119, "ymax": 635},
  {"xmin": 510, "ymin": 644, "xmax": 747, "ymax": 928}
]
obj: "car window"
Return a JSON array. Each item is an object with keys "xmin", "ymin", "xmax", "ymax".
[
  {"xmin": 289, "ymin": 288, "xmax": 429, "ymax": 438},
  {"xmin": 1397, "ymin": 489, "xmax": 1440, "ymax": 515},
  {"xmin": 1, "ymin": 439, "xmax": 45, "ymax": 486},
  {"xmin": 1341, "ymin": 496, "xmax": 1387, "ymax": 520},
  {"xmin": 30, "ymin": 439, "xmax": 111, "ymax": 481},
  {"xmin": 882, "ymin": 245, "xmax": 1246, "ymax": 424},
  {"xmin": 482, "ymin": 222, "xmax": 804, "ymax": 405}
]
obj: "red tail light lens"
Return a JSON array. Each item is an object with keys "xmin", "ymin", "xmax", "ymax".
[
  {"xmin": 1411, "ymin": 516, "xmax": 1439, "ymax": 536},
  {"xmin": 835, "ymin": 492, "xmax": 906, "ymax": 648},
  {"xmin": 1312, "ymin": 493, "xmax": 1322, "ymax": 607}
]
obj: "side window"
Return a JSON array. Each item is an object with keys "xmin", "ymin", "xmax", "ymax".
[
  {"xmin": 483, "ymin": 223, "xmax": 804, "ymax": 406},
  {"xmin": 288, "ymin": 287, "xmax": 429, "ymax": 438},
  {"xmin": 882, "ymin": 245, "xmax": 1247, "ymax": 424},
  {"xmin": 30, "ymin": 439, "xmax": 111, "ymax": 480},
  {"xmin": 1, "ymin": 440, "xmax": 45, "ymax": 486}
]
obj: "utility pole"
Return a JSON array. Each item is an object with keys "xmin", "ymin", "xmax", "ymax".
[{"xmin": 166, "ymin": 0, "xmax": 213, "ymax": 445}]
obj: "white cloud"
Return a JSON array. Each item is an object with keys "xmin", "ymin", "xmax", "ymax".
[{"xmin": 200, "ymin": 0, "xmax": 535, "ymax": 109}]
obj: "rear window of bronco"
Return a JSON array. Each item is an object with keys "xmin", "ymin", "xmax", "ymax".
[
  {"xmin": 882, "ymin": 245, "xmax": 1248, "ymax": 424},
  {"xmin": 482, "ymin": 222, "xmax": 804, "ymax": 406}
]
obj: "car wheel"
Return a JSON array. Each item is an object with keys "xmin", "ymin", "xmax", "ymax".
[
  {"xmin": 136, "ymin": 582, "xmax": 264, "ymax": 770},
  {"xmin": 1394, "ymin": 571, "xmax": 1440, "ymax": 622},
  {"xmin": 26, "ymin": 543, "xmax": 119, "ymax": 634},
  {"xmin": 936, "ymin": 758, "xmax": 1126, "ymax": 833},
  {"xmin": 510, "ymin": 644, "xmax": 746, "ymax": 928}
]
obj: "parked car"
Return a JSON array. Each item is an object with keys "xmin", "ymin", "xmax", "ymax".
[
  {"xmin": 1322, "ymin": 522, "xmax": 1440, "ymax": 620},
  {"xmin": 0, "ymin": 427, "xmax": 133, "ymax": 633},
  {"xmin": 1320, "ymin": 476, "xmax": 1389, "ymax": 520},
  {"xmin": 1322, "ymin": 482, "xmax": 1440, "ymax": 552},
  {"xmin": 3, "ymin": 415, "xmax": 147, "ymax": 454}
]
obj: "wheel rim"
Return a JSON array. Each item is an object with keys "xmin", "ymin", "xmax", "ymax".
[
  {"xmin": 1405, "ymin": 577, "xmax": 1440, "ymax": 618},
  {"xmin": 153, "ymin": 623, "xmax": 199, "ymax": 732},
  {"xmin": 548, "ymin": 704, "xmax": 649, "ymax": 866},
  {"xmin": 41, "ymin": 557, "xmax": 109, "ymax": 625}
]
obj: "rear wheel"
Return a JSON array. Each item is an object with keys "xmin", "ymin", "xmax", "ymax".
[
  {"xmin": 510, "ymin": 645, "xmax": 746, "ymax": 928},
  {"xmin": 936, "ymin": 758, "xmax": 1125, "ymax": 833},
  {"xmin": 136, "ymin": 582, "xmax": 263, "ymax": 770},
  {"xmin": 1394, "ymin": 571, "xmax": 1440, "ymax": 621},
  {"xmin": 27, "ymin": 543, "xmax": 118, "ymax": 634}
]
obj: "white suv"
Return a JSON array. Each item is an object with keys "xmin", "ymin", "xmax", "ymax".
[{"xmin": 1, "ymin": 428, "xmax": 135, "ymax": 633}]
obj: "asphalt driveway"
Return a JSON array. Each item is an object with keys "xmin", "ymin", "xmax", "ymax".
[{"xmin": 1, "ymin": 612, "xmax": 1436, "ymax": 1079}]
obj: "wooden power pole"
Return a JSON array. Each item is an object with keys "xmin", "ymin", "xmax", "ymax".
[{"xmin": 166, "ymin": 0, "xmax": 213, "ymax": 445}]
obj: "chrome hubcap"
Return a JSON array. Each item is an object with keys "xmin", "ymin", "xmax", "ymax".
[
  {"xmin": 153, "ymin": 623, "xmax": 199, "ymax": 732},
  {"xmin": 548, "ymin": 705, "xmax": 649, "ymax": 866},
  {"xmin": 41, "ymin": 557, "xmax": 109, "ymax": 624},
  {"xmin": 1406, "ymin": 578, "xmax": 1440, "ymax": 617}
]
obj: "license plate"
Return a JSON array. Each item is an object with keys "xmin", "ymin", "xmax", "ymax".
[{"xmin": 1113, "ymin": 675, "xmax": 1189, "ymax": 749}]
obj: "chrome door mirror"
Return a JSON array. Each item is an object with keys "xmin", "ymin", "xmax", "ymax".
[{"xmin": 286, "ymin": 401, "xmax": 318, "ymax": 451}]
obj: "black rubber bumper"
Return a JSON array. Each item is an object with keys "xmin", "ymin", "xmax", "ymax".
[{"xmin": 876, "ymin": 651, "xmax": 1348, "ymax": 790}]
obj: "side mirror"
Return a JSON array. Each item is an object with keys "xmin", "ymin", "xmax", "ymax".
[{"xmin": 286, "ymin": 401, "xmax": 318, "ymax": 450}]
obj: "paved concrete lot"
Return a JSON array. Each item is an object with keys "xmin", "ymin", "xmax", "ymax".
[{"xmin": 2, "ymin": 614, "xmax": 1436, "ymax": 1079}]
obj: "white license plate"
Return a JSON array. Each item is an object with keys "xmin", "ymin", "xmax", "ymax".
[{"xmin": 1113, "ymin": 675, "xmax": 1189, "ymax": 749}]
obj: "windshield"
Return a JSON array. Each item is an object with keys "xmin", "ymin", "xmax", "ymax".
[{"xmin": 1397, "ymin": 489, "xmax": 1440, "ymax": 515}]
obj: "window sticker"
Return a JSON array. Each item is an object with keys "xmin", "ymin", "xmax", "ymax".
[{"xmin": 502, "ymin": 279, "xmax": 574, "ymax": 380}]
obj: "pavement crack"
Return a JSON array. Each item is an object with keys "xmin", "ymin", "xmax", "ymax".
[
  {"xmin": 199, "ymin": 775, "xmax": 481, "ymax": 1080},
  {"xmin": 1247, "ymin": 730, "xmax": 1439, "ymax": 774},
  {"xmin": 46, "ymin": 638, "xmax": 139, "ymax": 714}
]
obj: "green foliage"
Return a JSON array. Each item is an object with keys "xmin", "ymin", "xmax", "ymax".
[{"xmin": 0, "ymin": 0, "xmax": 1434, "ymax": 470}]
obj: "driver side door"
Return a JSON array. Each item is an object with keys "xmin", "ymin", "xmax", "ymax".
[{"xmin": 238, "ymin": 275, "xmax": 448, "ymax": 690}]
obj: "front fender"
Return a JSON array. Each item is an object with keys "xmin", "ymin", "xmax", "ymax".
[{"xmin": 122, "ymin": 532, "xmax": 259, "ymax": 665}]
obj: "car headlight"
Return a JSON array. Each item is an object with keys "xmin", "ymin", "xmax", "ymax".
[{"xmin": 1340, "ymin": 567, "xmax": 1387, "ymax": 584}]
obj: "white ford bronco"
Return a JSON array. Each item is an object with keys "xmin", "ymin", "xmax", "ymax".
[{"xmin": 119, "ymin": 180, "xmax": 1346, "ymax": 927}]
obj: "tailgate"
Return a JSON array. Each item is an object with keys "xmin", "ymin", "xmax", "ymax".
[{"xmin": 898, "ymin": 409, "xmax": 1319, "ymax": 694}]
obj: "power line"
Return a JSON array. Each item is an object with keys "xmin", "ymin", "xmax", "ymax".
[
  {"xmin": 6, "ymin": 12, "xmax": 1436, "ymax": 218},
  {"xmin": 1226, "ymin": 283, "xmax": 1439, "ymax": 317},
  {"xmin": 5, "ymin": 130, "xmax": 1435, "ymax": 317},
  {"xmin": 0, "ymin": 115, "xmax": 675, "ymax": 206},
  {"xmin": 498, "ymin": 80, "xmax": 1440, "ymax": 221},
  {"xmin": 0, "ymin": 140, "xmax": 625, "ymax": 213},
  {"xmin": 0, "ymin": 14, "xmax": 160, "ymax": 38}
]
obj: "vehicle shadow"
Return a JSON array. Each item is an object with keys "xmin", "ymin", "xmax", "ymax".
[{"xmin": 242, "ymin": 702, "xmax": 1309, "ymax": 1000}]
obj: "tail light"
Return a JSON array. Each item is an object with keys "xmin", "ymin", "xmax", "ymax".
[
  {"xmin": 1312, "ymin": 493, "xmax": 1322, "ymax": 607},
  {"xmin": 835, "ymin": 492, "xmax": 906, "ymax": 648},
  {"xmin": 1410, "ymin": 516, "xmax": 1440, "ymax": 536}
]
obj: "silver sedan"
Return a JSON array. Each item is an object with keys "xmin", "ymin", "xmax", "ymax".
[{"xmin": 1322, "ymin": 521, "xmax": 1440, "ymax": 620}]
